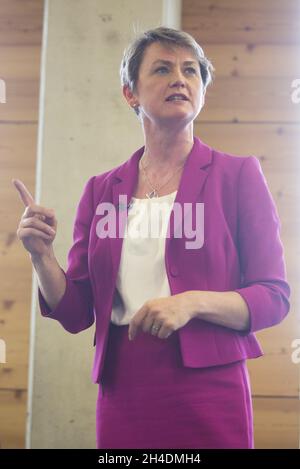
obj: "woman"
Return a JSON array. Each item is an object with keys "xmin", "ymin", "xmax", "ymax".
[{"xmin": 13, "ymin": 27, "xmax": 290, "ymax": 449}]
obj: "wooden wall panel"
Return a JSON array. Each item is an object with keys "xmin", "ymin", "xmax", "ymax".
[
  {"xmin": 198, "ymin": 78, "xmax": 300, "ymax": 123},
  {"xmin": 0, "ymin": 45, "xmax": 40, "ymax": 122},
  {"xmin": 0, "ymin": 0, "xmax": 43, "ymax": 46},
  {"xmin": 0, "ymin": 80, "xmax": 40, "ymax": 122},
  {"xmin": 0, "ymin": 389, "xmax": 27, "ymax": 449},
  {"xmin": 183, "ymin": 0, "xmax": 300, "ymax": 45},
  {"xmin": 253, "ymin": 397, "xmax": 299, "ymax": 448},
  {"xmin": 204, "ymin": 45, "xmax": 300, "ymax": 78},
  {"xmin": 195, "ymin": 44, "xmax": 300, "ymax": 122},
  {"xmin": 0, "ymin": 0, "xmax": 43, "ymax": 449},
  {"xmin": 184, "ymin": 0, "xmax": 299, "ymax": 448}
]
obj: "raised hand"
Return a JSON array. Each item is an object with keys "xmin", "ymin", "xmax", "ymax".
[{"xmin": 12, "ymin": 179, "xmax": 57, "ymax": 258}]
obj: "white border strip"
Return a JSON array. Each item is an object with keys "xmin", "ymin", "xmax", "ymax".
[
  {"xmin": 26, "ymin": 0, "xmax": 49, "ymax": 449},
  {"xmin": 162, "ymin": 0, "xmax": 182, "ymax": 29}
]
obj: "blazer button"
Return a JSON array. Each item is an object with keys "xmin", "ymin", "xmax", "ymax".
[{"xmin": 170, "ymin": 265, "xmax": 179, "ymax": 277}]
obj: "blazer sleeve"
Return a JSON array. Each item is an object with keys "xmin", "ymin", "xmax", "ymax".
[
  {"xmin": 234, "ymin": 156, "xmax": 290, "ymax": 334},
  {"xmin": 38, "ymin": 176, "xmax": 96, "ymax": 334}
]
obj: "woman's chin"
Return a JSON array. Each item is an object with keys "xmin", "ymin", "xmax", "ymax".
[{"xmin": 155, "ymin": 112, "xmax": 194, "ymax": 127}]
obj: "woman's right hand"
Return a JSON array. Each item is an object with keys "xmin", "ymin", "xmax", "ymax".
[{"xmin": 12, "ymin": 179, "xmax": 57, "ymax": 258}]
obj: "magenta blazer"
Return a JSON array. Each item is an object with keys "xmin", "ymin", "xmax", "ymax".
[{"xmin": 38, "ymin": 136, "xmax": 290, "ymax": 383}]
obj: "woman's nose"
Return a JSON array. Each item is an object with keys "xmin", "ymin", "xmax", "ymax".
[
  {"xmin": 169, "ymin": 69, "xmax": 186, "ymax": 86},
  {"xmin": 171, "ymin": 78, "xmax": 184, "ymax": 86},
  {"xmin": 169, "ymin": 80, "xmax": 186, "ymax": 94}
]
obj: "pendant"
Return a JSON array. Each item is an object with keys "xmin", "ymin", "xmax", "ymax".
[{"xmin": 146, "ymin": 189, "xmax": 158, "ymax": 199}]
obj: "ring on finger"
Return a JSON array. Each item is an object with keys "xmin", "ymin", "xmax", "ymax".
[{"xmin": 151, "ymin": 323, "xmax": 160, "ymax": 334}]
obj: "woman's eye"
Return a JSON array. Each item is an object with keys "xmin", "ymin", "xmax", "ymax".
[
  {"xmin": 186, "ymin": 67, "xmax": 197, "ymax": 74},
  {"xmin": 155, "ymin": 67, "xmax": 197, "ymax": 74},
  {"xmin": 156, "ymin": 67, "xmax": 168, "ymax": 73}
]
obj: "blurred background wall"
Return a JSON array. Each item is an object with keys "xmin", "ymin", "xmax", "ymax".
[
  {"xmin": 0, "ymin": 0, "xmax": 44, "ymax": 448},
  {"xmin": 0, "ymin": 0, "xmax": 299, "ymax": 448}
]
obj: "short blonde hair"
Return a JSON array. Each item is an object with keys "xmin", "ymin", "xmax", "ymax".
[{"xmin": 120, "ymin": 26, "xmax": 215, "ymax": 117}]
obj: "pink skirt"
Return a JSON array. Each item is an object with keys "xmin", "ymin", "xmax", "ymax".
[{"xmin": 96, "ymin": 321, "xmax": 254, "ymax": 449}]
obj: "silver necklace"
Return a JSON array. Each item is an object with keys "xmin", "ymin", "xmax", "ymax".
[{"xmin": 139, "ymin": 153, "xmax": 185, "ymax": 198}]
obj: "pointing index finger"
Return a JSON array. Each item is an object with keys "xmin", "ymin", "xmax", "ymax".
[{"xmin": 12, "ymin": 179, "xmax": 35, "ymax": 207}]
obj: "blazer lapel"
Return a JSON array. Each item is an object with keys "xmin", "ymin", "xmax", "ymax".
[
  {"xmin": 166, "ymin": 136, "xmax": 213, "ymax": 250},
  {"xmin": 109, "ymin": 145, "xmax": 144, "ymax": 280}
]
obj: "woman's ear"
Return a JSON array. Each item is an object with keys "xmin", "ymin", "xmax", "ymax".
[{"xmin": 123, "ymin": 85, "xmax": 137, "ymax": 108}]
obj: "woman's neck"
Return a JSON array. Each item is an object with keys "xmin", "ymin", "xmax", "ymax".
[{"xmin": 141, "ymin": 124, "xmax": 194, "ymax": 170}]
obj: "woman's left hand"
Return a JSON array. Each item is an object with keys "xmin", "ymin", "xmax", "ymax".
[{"xmin": 128, "ymin": 292, "xmax": 195, "ymax": 341}]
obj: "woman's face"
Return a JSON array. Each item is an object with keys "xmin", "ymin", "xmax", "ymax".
[{"xmin": 124, "ymin": 42, "xmax": 205, "ymax": 126}]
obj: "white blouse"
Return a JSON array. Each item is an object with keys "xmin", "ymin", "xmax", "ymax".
[{"xmin": 110, "ymin": 191, "xmax": 178, "ymax": 325}]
